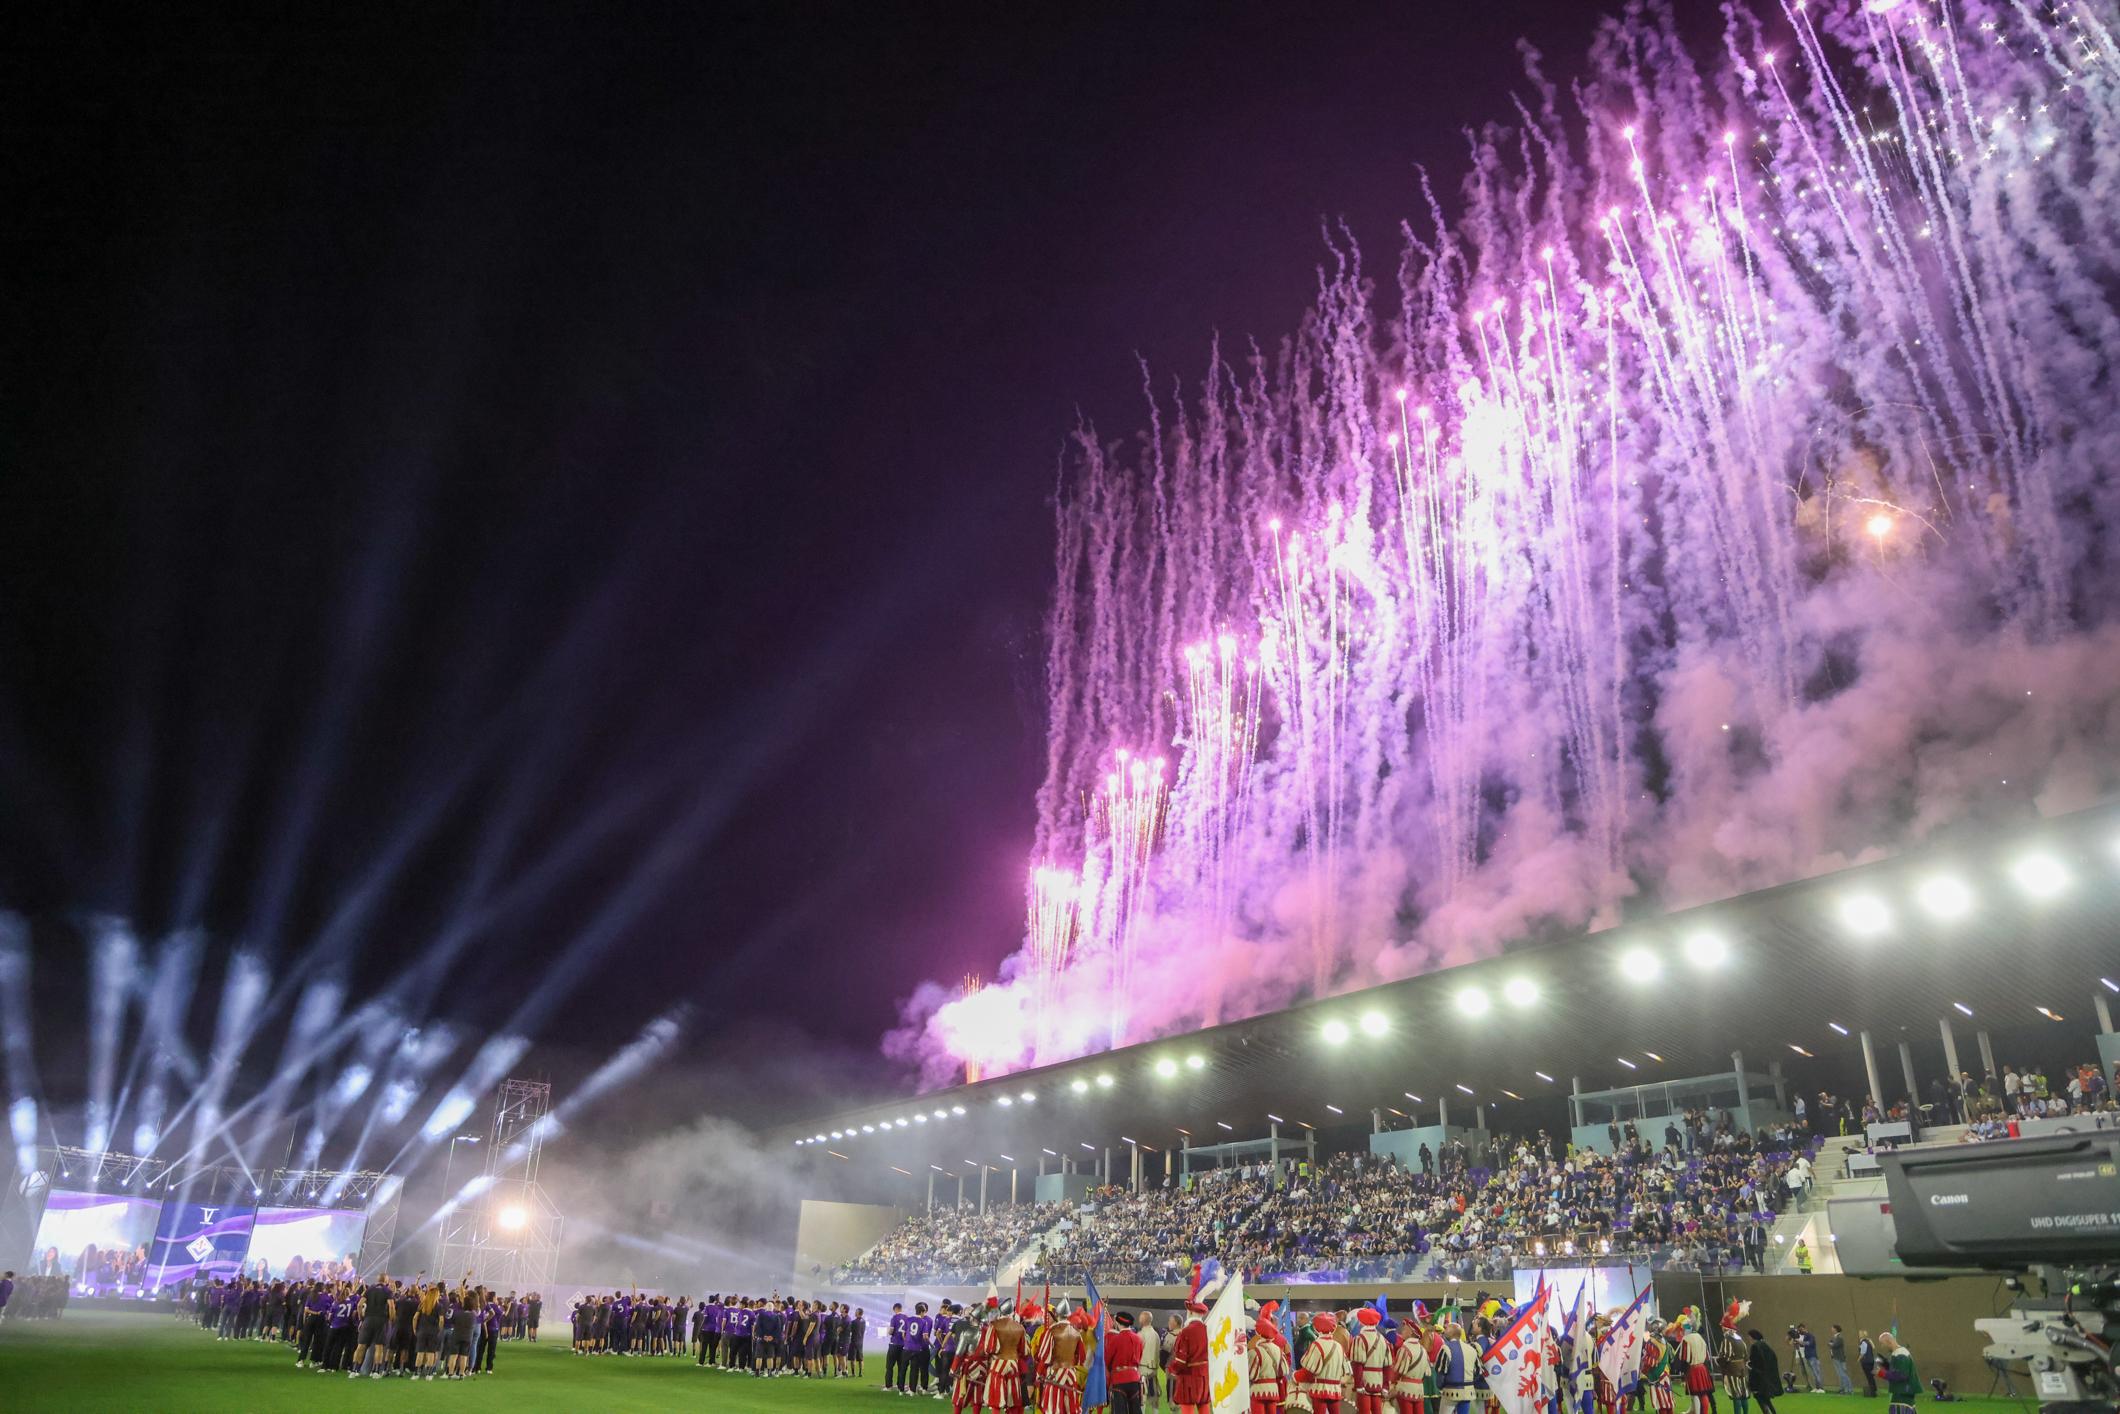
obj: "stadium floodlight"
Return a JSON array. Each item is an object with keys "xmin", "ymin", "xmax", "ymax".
[
  {"xmin": 1185, "ymin": 1053, "xmax": 1206, "ymax": 1070},
  {"xmin": 1503, "ymin": 976, "xmax": 1539, "ymax": 1008},
  {"xmin": 1837, "ymin": 892, "xmax": 1893, "ymax": 938},
  {"xmin": 1094, "ymin": 1073, "xmax": 1114, "ymax": 1090},
  {"xmin": 2010, "ymin": 853, "xmax": 2070, "ymax": 899},
  {"xmin": 1953, "ymin": 1001, "xmax": 1973, "ymax": 1016},
  {"xmin": 1617, "ymin": 1057, "xmax": 1638, "ymax": 1069},
  {"xmin": 932, "ymin": 1110, "xmax": 948, "ymax": 1120},
  {"xmin": 1154, "ymin": 1057, "xmax": 1179, "ymax": 1079},
  {"xmin": 996, "ymin": 1096, "xmax": 1012, "ymax": 1107},
  {"xmin": 1019, "ymin": 1091, "xmax": 1035, "ymax": 1104},
  {"xmin": 1916, "ymin": 874, "xmax": 1974, "ymax": 920},
  {"xmin": 917, "ymin": 1112, "xmax": 932, "ymax": 1120},
  {"xmin": 831, "ymin": 1130, "xmax": 843, "ymax": 1139},
  {"xmin": 862, "ymin": 1124, "xmax": 876, "ymax": 1133},
  {"xmin": 1534, "ymin": 1071, "xmax": 1554, "ymax": 1083},
  {"xmin": 1216, "ymin": 1121, "xmax": 1233, "ymax": 1132},
  {"xmin": 1455, "ymin": 1083, "xmax": 1474, "ymax": 1095},
  {"xmin": 1324, "ymin": 1104, "xmax": 1343, "ymax": 1115},
  {"xmin": 1320, "ymin": 1018, "xmax": 1352, "ymax": 1046},
  {"xmin": 1070, "ymin": 1078, "xmax": 1090, "ymax": 1094},
  {"xmin": 1358, "ymin": 1009, "xmax": 1390, "ymax": 1037},
  {"xmin": 1618, "ymin": 946, "xmax": 1661, "ymax": 983},
  {"xmin": 2036, "ymin": 1006, "xmax": 2064, "ymax": 1021},
  {"xmin": 1455, "ymin": 987, "xmax": 1490, "ymax": 1018},
  {"xmin": 1683, "ymin": 931, "xmax": 1728, "ymax": 969},
  {"xmin": 1828, "ymin": 1022, "xmax": 1849, "ymax": 1036},
  {"xmin": 951, "ymin": 1105, "xmax": 966, "ymax": 1115},
  {"xmin": 2104, "ymin": 978, "xmax": 2119, "ymax": 993}
]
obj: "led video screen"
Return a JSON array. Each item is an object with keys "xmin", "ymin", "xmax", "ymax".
[
  {"xmin": 146, "ymin": 1199, "xmax": 258, "ymax": 1289},
  {"xmin": 30, "ymin": 1190, "xmax": 164, "ymax": 1293},
  {"xmin": 243, "ymin": 1205, "xmax": 367, "ymax": 1282}
]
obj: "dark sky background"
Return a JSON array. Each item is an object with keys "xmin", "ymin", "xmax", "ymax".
[{"xmin": 2, "ymin": 2, "xmax": 1594, "ymax": 1138}]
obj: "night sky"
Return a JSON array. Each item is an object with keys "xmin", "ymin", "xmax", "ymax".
[{"xmin": 3, "ymin": 3, "xmax": 1590, "ymax": 1130}]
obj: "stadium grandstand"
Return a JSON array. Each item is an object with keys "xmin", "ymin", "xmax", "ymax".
[{"xmin": 775, "ymin": 805, "xmax": 2120, "ymax": 1392}]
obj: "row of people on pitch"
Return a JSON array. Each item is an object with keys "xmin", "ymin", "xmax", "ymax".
[
  {"xmin": 0, "ymin": 1271, "xmax": 67, "ymax": 1320},
  {"xmin": 564, "ymin": 1291, "xmax": 700, "ymax": 1356},
  {"xmin": 186, "ymin": 1274, "xmax": 542, "ymax": 1347},
  {"xmin": 187, "ymin": 1274, "xmax": 517, "ymax": 1379},
  {"xmin": 683, "ymin": 1293, "xmax": 868, "ymax": 1376}
]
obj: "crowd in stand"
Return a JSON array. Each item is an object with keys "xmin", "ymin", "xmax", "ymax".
[
  {"xmin": 179, "ymin": 1273, "xmax": 542, "ymax": 1379},
  {"xmin": 831, "ymin": 1201, "xmax": 1067, "ymax": 1286}
]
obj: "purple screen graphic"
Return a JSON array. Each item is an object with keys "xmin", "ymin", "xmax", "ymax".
[
  {"xmin": 243, "ymin": 1206, "xmax": 367, "ymax": 1282},
  {"xmin": 30, "ymin": 1190, "xmax": 164, "ymax": 1294},
  {"xmin": 146, "ymin": 1200, "xmax": 259, "ymax": 1288}
]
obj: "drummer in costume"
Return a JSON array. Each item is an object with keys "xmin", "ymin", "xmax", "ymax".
[
  {"xmin": 1250, "ymin": 1303, "xmax": 1290, "ymax": 1413},
  {"xmin": 1300, "ymin": 1313, "xmax": 1351, "ymax": 1414}
]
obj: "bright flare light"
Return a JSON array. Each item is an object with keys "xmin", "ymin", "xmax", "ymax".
[
  {"xmin": 2010, "ymin": 853, "xmax": 2070, "ymax": 899},
  {"xmin": 1502, "ymin": 976, "xmax": 1538, "ymax": 1008},
  {"xmin": 1916, "ymin": 875, "xmax": 1974, "ymax": 921},
  {"xmin": 1838, "ymin": 893, "xmax": 1893, "ymax": 938},
  {"xmin": 1185, "ymin": 1053, "xmax": 1206, "ymax": 1070},
  {"xmin": 1357, "ymin": 1009, "xmax": 1390, "ymax": 1036},
  {"xmin": 1683, "ymin": 932, "xmax": 1729, "ymax": 969},
  {"xmin": 1321, "ymin": 1018, "xmax": 1352, "ymax": 1046},
  {"xmin": 1455, "ymin": 987, "xmax": 1491, "ymax": 1018},
  {"xmin": 1619, "ymin": 947, "xmax": 1662, "ymax": 983},
  {"xmin": 1154, "ymin": 1057, "xmax": 1179, "ymax": 1079},
  {"xmin": 497, "ymin": 1204, "xmax": 527, "ymax": 1231}
]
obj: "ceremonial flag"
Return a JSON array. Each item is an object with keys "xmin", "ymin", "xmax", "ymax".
[
  {"xmin": 1481, "ymin": 1283, "xmax": 1554, "ymax": 1414},
  {"xmin": 1085, "ymin": 1273, "xmax": 1109, "ymax": 1409},
  {"xmin": 1206, "ymin": 1268, "xmax": 1249, "ymax": 1413},
  {"xmin": 1560, "ymin": 1280, "xmax": 1587, "ymax": 1383},
  {"xmin": 1597, "ymin": 1286, "xmax": 1654, "ymax": 1397}
]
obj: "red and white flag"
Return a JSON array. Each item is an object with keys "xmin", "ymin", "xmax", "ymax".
[
  {"xmin": 1481, "ymin": 1285, "xmax": 1554, "ymax": 1414},
  {"xmin": 1597, "ymin": 1287, "xmax": 1653, "ymax": 1397}
]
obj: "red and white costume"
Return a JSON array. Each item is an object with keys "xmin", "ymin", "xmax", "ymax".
[
  {"xmin": 1250, "ymin": 1309, "xmax": 1290, "ymax": 1412},
  {"xmin": 1351, "ymin": 1310, "xmax": 1392, "ymax": 1414},
  {"xmin": 1391, "ymin": 1327, "xmax": 1432, "ymax": 1414},
  {"xmin": 1301, "ymin": 1315, "xmax": 1351, "ymax": 1414},
  {"xmin": 1170, "ymin": 1303, "xmax": 1213, "ymax": 1411}
]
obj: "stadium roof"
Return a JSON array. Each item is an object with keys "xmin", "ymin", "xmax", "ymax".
[{"xmin": 782, "ymin": 802, "xmax": 2120, "ymax": 1178}]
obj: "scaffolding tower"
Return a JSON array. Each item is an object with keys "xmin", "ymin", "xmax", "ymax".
[{"xmin": 434, "ymin": 1079, "xmax": 562, "ymax": 1290}]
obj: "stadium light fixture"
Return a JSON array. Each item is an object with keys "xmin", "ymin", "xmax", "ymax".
[
  {"xmin": 1154, "ymin": 1057, "xmax": 1179, "ymax": 1079},
  {"xmin": 1618, "ymin": 947, "xmax": 1661, "ymax": 983},
  {"xmin": 1828, "ymin": 1022, "xmax": 1848, "ymax": 1036},
  {"xmin": 1070, "ymin": 1078, "xmax": 1090, "ymax": 1095},
  {"xmin": 1019, "ymin": 1091, "xmax": 1035, "ymax": 1104},
  {"xmin": 1401, "ymin": 1094, "xmax": 1420, "ymax": 1104},
  {"xmin": 1455, "ymin": 1083, "xmax": 1474, "ymax": 1095},
  {"xmin": 1324, "ymin": 1104, "xmax": 1343, "ymax": 1115},
  {"xmin": 932, "ymin": 1110, "xmax": 948, "ymax": 1120},
  {"xmin": 1916, "ymin": 874, "xmax": 1974, "ymax": 921},
  {"xmin": 862, "ymin": 1124, "xmax": 876, "ymax": 1133},
  {"xmin": 2036, "ymin": 1006, "xmax": 2064, "ymax": 1022},
  {"xmin": 1321, "ymin": 1018, "xmax": 1352, "ymax": 1046},
  {"xmin": 1953, "ymin": 1001, "xmax": 1974, "ymax": 1016},
  {"xmin": 1094, "ymin": 1073, "xmax": 1114, "ymax": 1090},
  {"xmin": 1217, "ymin": 1121, "xmax": 1234, "ymax": 1131},
  {"xmin": 915, "ymin": 1113, "xmax": 930, "ymax": 1121},
  {"xmin": 1042, "ymin": 1148, "xmax": 1057, "ymax": 1156},
  {"xmin": 1837, "ymin": 893, "xmax": 1893, "ymax": 938},
  {"xmin": 1534, "ymin": 1071, "xmax": 1554, "ymax": 1083},
  {"xmin": 2010, "ymin": 853, "xmax": 2071, "ymax": 900},
  {"xmin": 1682, "ymin": 931, "xmax": 1728, "ymax": 969},
  {"xmin": 2104, "ymin": 978, "xmax": 2119, "ymax": 993},
  {"xmin": 1789, "ymin": 1044, "xmax": 1814, "ymax": 1057},
  {"xmin": 1079, "ymin": 1142, "xmax": 1095, "ymax": 1151},
  {"xmin": 1617, "ymin": 1057, "xmax": 1638, "ymax": 1069},
  {"xmin": 498, "ymin": 1204, "xmax": 528, "ymax": 1231},
  {"xmin": 1455, "ymin": 987, "xmax": 1490, "ymax": 1018},
  {"xmin": 1503, "ymin": 976, "xmax": 1539, "ymax": 1008},
  {"xmin": 1267, "ymin": 1113, "xmax": 1285, "ymax": 1123},
  {"xmin": 1358, "ymin": 1009, "xmax": 1390, "ymax": 1037},
  {"xmin": 1000, "ymin": 1153, "xmax": 1015, "ymax": 1162},
  {"xmin": 951, "ymin": 1105, "xmax": 966, "ymax": 1116},
  {"xmin": 996, "ymin": 1097, "xmax": 1012, "ymax": 1108},
  {"xmin": 1643, "ymin": 1051, "xmax": 1664, "ymax": 1063},
  {"xmin": 1186, "ymin": 1053, "xmax": 1206, "ymax": 1070}
]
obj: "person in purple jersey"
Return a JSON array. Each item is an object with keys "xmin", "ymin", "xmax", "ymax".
[
  {"xmin": 479, "ymin": 1291, "xmax": 502, "ymax": 1372},
  {"xmin": 324, "ymin": 1285, "xmax": 360, "ymax": 1372},
  {"xmin": 906, "ymin": 1299, "xmax": 934, "ymax": 1394},
  {"xmin": 297, "ymin": 1282, "xmax": 333, "ymax": 1367},
  {"xmin": 888, "ymin": 1301, "xmax": 909, "ymax": 1391},
  {"xmin": 697, "ymin": 1295, "xmax": 716, "ymax": 1366}
]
